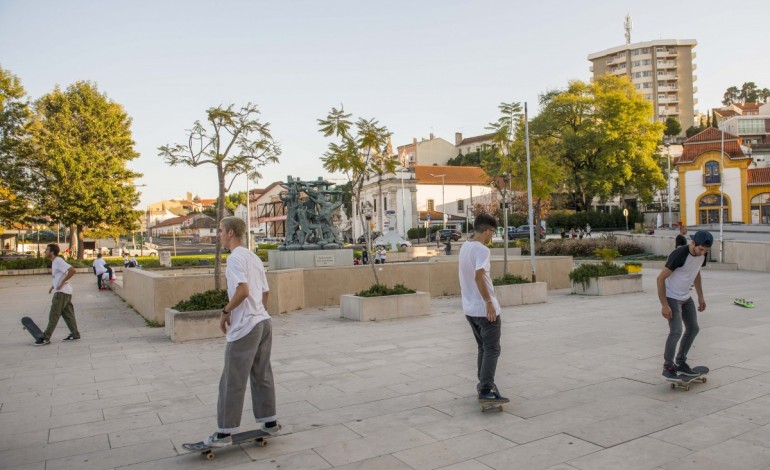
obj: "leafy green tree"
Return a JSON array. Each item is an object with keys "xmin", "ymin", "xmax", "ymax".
[
  {"xmin": 759, "ymin": 88, "xmax": 770, "ymax": 103},
  {"xmin": 739, "ymin": 82, "xmax": 759, "ymax": 103},
  {"xmin": 25, "ymin": 81, "xmax": 142, "ymax": 259},
  {"xmin": 722, "ymin": 86, "xmax": 740, "ymax": 106},
  {"xmin": 664, "ymin": 117, "xmax": 682, "ymax": 138},
  {"xmin": 318, "ymin": 106, "xmax": 394, "ymax": 285},
  {"xmin": 159, "ymin": 103, "xmax": 280, "ymax": 289},
  {"xmin": 530, "ymin": 75, "xmax": 666, "ymax": 211},
  {"xmin": 0, "ymin": 66, "xmax": 33, "ymax": 226}
]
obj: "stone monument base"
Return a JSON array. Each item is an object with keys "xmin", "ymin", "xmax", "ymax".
[{"xmin": 268, "ymin": 248, "xmax": 354, "ymax": 271}]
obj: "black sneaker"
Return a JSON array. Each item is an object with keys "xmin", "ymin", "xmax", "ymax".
[
  {"xmin": 62, "ymin": 334, "xmax": 80, "ymax": 341},
  {"xmin": 478, "ymin": 387, "xmax": 510, "ymax": 403},
  {"xmin": 676, "ymin": 361, "xmax": 699, "ymax": 377},
  {"xmin": 662, "ymin": 364, "xmax": 680, "ymax": 381},
  {"xmin": 34, "ymin": 337, "xmax": 50, "ymax": 346}
]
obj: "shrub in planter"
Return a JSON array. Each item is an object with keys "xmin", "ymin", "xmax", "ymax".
[
  {"xmin": 355, "ymin": 283, "xmax": 416, "ymax": 297},
  {"xmin": 624, "ymin": 261, "xmax": 642, "ymax": 273},
  {"xmin": 493, "ymin": 273, "xmax": 530, "ymax": 286},
  {"xmin": 569, "ymin": 262, "xmax": 628, "ymax": 290},
  {"xmin": 172, "ymin": 289, "xmax": 229, "ymax": 312}
]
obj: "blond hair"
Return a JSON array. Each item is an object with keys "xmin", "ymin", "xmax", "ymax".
[{"xmin": 220, "ymin": 216, "xmax": 246, "ymax": 238}]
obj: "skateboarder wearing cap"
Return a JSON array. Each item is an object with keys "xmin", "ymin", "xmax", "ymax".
[
  {"xmin": 36, "ymin": 243, "xmax": 80, "ymax": 345},
  {"xmin": 658, "ymin": 230, "xmax": 713, "ymax": 380}
]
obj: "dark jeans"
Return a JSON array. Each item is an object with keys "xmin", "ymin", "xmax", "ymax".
[
  {"xmin": 664, "ymin": 297, "xmax": 699, "ymax": 367},
  {"xmin": 466, "ymin": 315, "xmax": 501, "ymax": 392}
]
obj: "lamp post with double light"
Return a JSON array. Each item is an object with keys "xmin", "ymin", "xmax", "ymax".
[
  {"xmin": 429, "ymin": 173, "xmax": 446, "ymax": 229},
  {"xmin": 502, "ymin": 172, "xmax": 511, "ymax": 275}
]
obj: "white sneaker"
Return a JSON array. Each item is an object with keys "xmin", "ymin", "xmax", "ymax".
[{"xmin": 203, "ymin": 432, "xmax": 232, "ymax": 447}]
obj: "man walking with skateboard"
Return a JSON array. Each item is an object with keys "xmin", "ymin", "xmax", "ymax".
[
  {"xmin": 202, "ymin": 216, "xmax": 279, "ymax": 447},
  {"xmin": 658, "ymin": 230, "xmax": 712, "ymax": 380},
  {"xmin": 458, "ymin": 213, "xmax": 509, "ymax": 404},
  {"xmin": 37, "ymin": 243, "xmax": 80, "ymax": 345}
]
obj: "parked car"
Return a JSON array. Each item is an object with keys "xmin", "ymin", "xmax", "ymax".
[
  {"xmin": 373, "ymin": 231, "xmax": 412, "ymax": 250},
  {"xmin": 357, "ymin": 231, "xmax": 382, "ymax": 244},
  {"xmin": 428, "ymin": 229, "xmax": 462, "ymax": 242},
  {"xmin": 508, "ymin": 225, "xmax": 545, "ymax": 240},
  {"xmin": 122, "ymin": 245, "xmax": 158, "ymax": 256},
  {"xmin": 257, "ymin": 237, "xmax": 284, "ymax": 247}
]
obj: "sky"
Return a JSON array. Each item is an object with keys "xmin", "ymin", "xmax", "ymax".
[{"xmin": 2, "ymin": 0, "xmax": 769, "ymax": 209}]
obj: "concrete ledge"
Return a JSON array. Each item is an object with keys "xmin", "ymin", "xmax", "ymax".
[
  {"xmin": 340, "ymin": 292, "xmax": 431, "ymax": 321},
  {"xmin": 494, "ymin": 282, "xmax": 548, "ymax": 307},
  {"xmin": 165, "ymin": 308, "xmax": 222, "ymax": 342},
  {"xmin": 572, "ymin": 273, "xmax": 643, "ymax": 296}
]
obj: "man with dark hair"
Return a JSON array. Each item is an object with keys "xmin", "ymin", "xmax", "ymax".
[
  {"xmin": 37, "ymin": 243, "xmax": 80, "ymax": 345},
  {"xmin": 658, "ymin": 230, "xmax": 712, "ymax": 380},
  {"xmin": 458, "ymin": 213, "xmax": 509, "ymax": 404},
  {"xmin": 675, "ymin": 225, "xmax": 688, "ymax": 248},
  {"xmin": 201, "ymin": 216, "xmax": 279, "ymax": 447}
]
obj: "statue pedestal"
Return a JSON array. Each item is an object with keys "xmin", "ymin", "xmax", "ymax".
[{"xmin": 268, "ymin": 249, "xmax": 354, "ymax": 271}]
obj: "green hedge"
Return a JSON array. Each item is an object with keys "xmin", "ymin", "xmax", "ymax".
[
  {"xmin": 546, "ymin": 207, "xmax": 643, "ymax": 232},
  {"xmin": 517, "ymin": 234, "xmax": 644, "ymax": 258},
  {"xmin": 0, "ymin": 254, "xmax": 230, "ymax": 270},
  {"xmin": 569, "ymin": 261, "xmax": 629, "ymax": 289},
  {"xmin": 355, "ymin": 283, "xmax": 416, "ymax": 297}
]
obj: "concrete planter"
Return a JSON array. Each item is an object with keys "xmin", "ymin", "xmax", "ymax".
[
  {"xmin": 340, "ymin": 291, "xmax": 431, "ymax": 322},
  {"xmin": 494, "ymin": 281, "xmax": 548, "ymax": 307},
  {"xmin": 164, "ymin": 308, "xmax": 223, "ymax": 342},
  {"xmin": 571, "ymin": 273, "xmax": 643, "ymax": 296}
]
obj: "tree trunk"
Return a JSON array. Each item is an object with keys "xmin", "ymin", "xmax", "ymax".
[
  {"xmin": 214, "ymin": 163, "xmax": 225, "ymax": 291},
  {"xmin": 377, "ymin": 178, "xmax": 383, "ymax": 233},
  {"xmin": 76, "ymin": 225, "xmax": 85, "ymax": 260},
  {"xmin": 354, "ymin": 185, "xmax": 379, "ymax": 286},
  {"xmin": 69, "ymin": 224, "xmax": 77, "ymax": 257}
]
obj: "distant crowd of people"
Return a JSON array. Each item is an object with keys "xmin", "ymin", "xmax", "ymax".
[{"xmin": 560, "ymin": 223, "xmax": 592, "ymax": 240}]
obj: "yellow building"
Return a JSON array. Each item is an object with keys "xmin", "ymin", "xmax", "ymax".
[{"xmin": 676, "ymin": 128, "xmax": 770, "ymax": 225}]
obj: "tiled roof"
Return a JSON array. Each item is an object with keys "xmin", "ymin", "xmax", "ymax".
[
  {"xmin": 684, "ymin": 127, "xmax": 738, "ymax": 143},
  {"xmin": 418, "ymin": 210, "xmax": 466, "ymax": 221},
  {"xmin": 458, "ymin": 133, "xmax": 495, "ymax": 146},
  {"xmin": 414, "ymin": 165, "xmax": 491, "ymax": 185},
  {"xmin": 153, "ymin": 214, "xmax": 198, "ymax": 228},
  {"xmin": 736, "ymin": 103, "xmax": 761, "ymax": 113},
  {"xmin": 748, "ymin": 168, "xmax": 770, "ymax": 185},
  {"xmin": 676, "ymin": 141, "xmax": 747, "ymax": 165},
  {"xmin": 714, "ymin": 109, "xmax": 738, "ymax": 118}
]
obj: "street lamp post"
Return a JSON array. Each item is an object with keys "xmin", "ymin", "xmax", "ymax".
[
  {"xmin": 429, "ymin": 173, "xmax": 446, "ymax": 229},
  {"xmin": 400, "ymin": 167, "xmax": 408, "ymax": 238},
  {"xmin": 664, "ymin": 140, "xmax": 672, "ymax": 229},
  {"xmin": 502, "ymin": 172, "xmax": 511, "ymax": 275},
  {"xmin": 718, "ymin": 118, "xmax": 734, "ymax": 263}
]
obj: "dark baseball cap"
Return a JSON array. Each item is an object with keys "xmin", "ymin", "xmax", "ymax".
[{"xmin": 690, "ymin": 230, "xmax": 713, "ymax": 247}]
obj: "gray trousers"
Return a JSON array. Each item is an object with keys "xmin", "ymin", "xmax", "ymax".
[
  {"xmin": 466, "ymin": 315, "xmax": 501, "ymax": 392},
  {"xmin": 44, "ymin": 292, "xmax": 79, "ymax": 340},
  {"xmin": 217, "ymin": 319, "xmax": 276, "ymax": 433},
  {"xmin": 663, "ymin": 297, "xmax": 699, "ymax": 367}
]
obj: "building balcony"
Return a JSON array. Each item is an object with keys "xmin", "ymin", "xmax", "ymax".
[
  {"xmin": 656, "ymin": 60, "xmax": 678, "ymax": 69},
  {"xmin": 703, "ymin": 174, "xmax": 721, "ymax": 185}
]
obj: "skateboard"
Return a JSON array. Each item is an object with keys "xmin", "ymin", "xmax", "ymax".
[
  {"xmin": 479, "ymin": 399, "xmax": 507, "ymax": 412},
  {"xmin": 21, "ymin": 317, "xmax": 44, "ymax": 342},
  {"xmin": 734, "ymin": 299, "xmax": 755, "ymax": 308},
  {"xmin": 182, "ymin": 428, "xmax": 275, "ymax": 460},
  {"xmin": 668, "ymin": 366, "xmax": 709, "ymax": 391}
]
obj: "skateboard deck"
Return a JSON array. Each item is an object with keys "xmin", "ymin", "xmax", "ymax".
[
  {"xmin": 734, "ymin": 299, "xmax": 755, "ymax": 308},
  {"xmin": 479, "ymin": 397, "xmax": 509, "ymax": 412},
  {"xmin": 182, "ymin": 428, "xmax": 275, "ymax": 460},
  {"xmin": 21, "ymin": 317, "xmax": 44, "ymax": 341},
  {"xmin": 668, "ymin": 366, "xmax": 709, "ymax": 391}
]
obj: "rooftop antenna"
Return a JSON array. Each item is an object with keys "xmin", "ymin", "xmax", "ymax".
[{"xmin": 624, "ymin": 14, "xmax": 632, "ymax": 45}]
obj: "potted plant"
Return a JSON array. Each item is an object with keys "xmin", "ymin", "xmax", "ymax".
[
  {"xmin": 624, "ymin": 261, "xmax": 642, "ymax": 273},
  {"xmin": 164, "ymin": 289, "xmax": 228, "ymax": 342},
  {"xmin": 340, "ymin": 283, "xmax": 431, "ymax": 322},
  {"xmin": 569, "ymin": 248, "xmax": 642, "ymax": 296},
  {"xmin": 492, "ymin": 273, "xmax": 547, "ymax": 307}
]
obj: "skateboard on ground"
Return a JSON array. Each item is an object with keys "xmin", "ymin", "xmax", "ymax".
[
  {"xmin": 734, "ymin": 299, "xmax": 755, "ymax": 308},
  {"xmin": 667, "ymin": 366, "xmax": 709, "ymax": 391},
  {"xmin": 21, "ymin": 317, "xmax": 44, "ymax": 342},
  {"xmin": 479, "ymin": 398, "xmax": 508, "ymax": 412},
  {"xmin": 182, "ymin": 428, "xmax": 274, "ymax": 460}
]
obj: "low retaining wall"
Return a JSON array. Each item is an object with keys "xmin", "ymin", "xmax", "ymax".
[
  {"xmin": 340, "ymin": 292, "xmax": 431, "ymax": 322},
  {"xmin": 571, "ymin": 273, "xmax": 643, "ymax": 296},
  {"xmin": 165, "ymin": 308, "xmax": 221, "ymax": 342},
  {"xmin": 494, "ymin": 282, "xmax": 547, "ymax": 307}
]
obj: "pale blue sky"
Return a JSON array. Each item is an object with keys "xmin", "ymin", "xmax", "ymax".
[{"xmin": 2, "ymin": 0, "xmax": 768, "ymax": 208}]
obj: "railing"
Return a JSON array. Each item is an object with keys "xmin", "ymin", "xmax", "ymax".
[{"xmin": 703, "ymin": 174, "xmax": 721, "ymax": 185}]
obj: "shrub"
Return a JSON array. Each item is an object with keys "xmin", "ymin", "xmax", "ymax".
[
  {"xmin": 172, "ymin": 289, "xmax": 229, "ymax": 312},
  {"xmin": 594, "ymin": 247, "xmax": 620, "ymax": 262},
  {"xmin": 355, "ymin": 283, "xmax": 416, "ymax": 297},
  {"xmin": 523, "ymin": 235, "xmax": 644, "ymax": 258},
  {"xmin": 492, "ymin": 273, "xmax": 531, "ymax": 286},
  {"xmin": 568, "ymin": 261, "xmax": 629, "ymax": 289},
  {"xmin": 624, "ymin": 261, "xmax": 642, "ymax": 267}
]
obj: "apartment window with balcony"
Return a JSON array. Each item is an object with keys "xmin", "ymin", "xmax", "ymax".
[
  {"xmin": 457, "ymin": 199, "xmax": 464, "ymax": 212},
  {"xmin": 427, "ymin": 199, "xmax": 434, "ymax": 211},
  {"xmin": 642, "ymin": 71, "xmax": 652, "ymax": 77},
  {"xmin": 642, "ymin": 82, "xmax": 652, "ymax": 89},
  {"xmin": 738, "ymin": 119, "xmax": 764, "ymax": 134},
  {"xmin": 642, "ymin": 59, "xmax": 651, "ymax": 65},
  {"xmin": 632, "ymin": 60, "xmax": 641, "ymax": 67},
  {"xmin": 641, "ymin": 48, "xmax": 650, "ymax": 54},
  {"xmin": 703, "ymin": 161, "xmax": 720, "ymax": 185},
  {"xmin": 632, "ymin": 72, "xmax": 642, "ymax": 78},
  {"xmin": 632, "ymin": 49, "xmax": 640, "ymax": 56}
]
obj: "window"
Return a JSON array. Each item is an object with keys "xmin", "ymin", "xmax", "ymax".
[
  {"xmin": 632, "ymin": 60, "xmax": 641, "ymax": 67},
  {"xmin": 703, "ymin": 161, "xmax": 720, "ymax": 185},
  {"xmin": 698, "ymin": 194, "xmax": 728, "ymax": 224},
  {"xmin": 642, "ymin": 71, "xmax": 652, "ymax": 77},
  {"xmin": 427, "ymin": 199, "xmax": 434, "ymax": 211},
  {"xmin": 632, "ymin": 49, "xmax": 640, "ymax": 56},
  {"xmin": 642, "ymin": 82, "xmax": 652, "ymax": 89},
  {"xmin": 751, "ymin": 193, "xmax": 770, "ymax": 224},
  {"xmin": 373, "ymin": 200, "xmax": 376, "ymax": 212},
  {"xmin": 457, "ymin": 199, "xmax": 464, "ymax": 212},
  {"xmin": 738, "ymin": 119, "xmax": 764, "ymax": 134},
  {"xmin": 642, "ymin": 59, "xmax": 651, "ymax": 65},
  {"xmin": 383, "ymin": 196, "xmax": 387, "ymax": 212}
]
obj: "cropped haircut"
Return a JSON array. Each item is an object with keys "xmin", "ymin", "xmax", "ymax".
[
  {"xmin": 473, "ymin": 213, "xmax": 498, "ymax": 233},
  {"xmin": 220, "ymin": 216, "xmax": 246, "ymax": 239},
  {"xmin": 47, "ymin": 244, "xmax": 60, "ymax": 256}
]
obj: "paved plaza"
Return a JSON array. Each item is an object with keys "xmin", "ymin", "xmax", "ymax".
[{"xmin": 2, "ymin": 268, "xmax": 770, "ymax": 470}]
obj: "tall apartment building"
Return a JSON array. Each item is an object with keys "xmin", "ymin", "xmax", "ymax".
[{"xmin": 588, "ymin": 38, "xmax": 698, "ymax": 134}]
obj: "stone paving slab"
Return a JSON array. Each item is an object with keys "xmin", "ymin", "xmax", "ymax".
[{"xmin": 1, "ymin": 269, "xmax": 770, "ymax": 469}]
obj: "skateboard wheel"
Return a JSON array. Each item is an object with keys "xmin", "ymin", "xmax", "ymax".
[
  {"xmin": 258, "ymin": 440, "xmax": 268, "ymax": 447},
  {"xmin": 498, "ymin": 405, "xmax": 503, "ymax": 412},
  {"xmin": 670, "ymin": 383, "xmax": 675, "ymax": 389},
  {"xmin": 702, "ymin": 377, "xmax": 707, "ymax": 383},
  {"xmin": 204, "ymin": 451, "xmax": 214, "ymax": 460}
]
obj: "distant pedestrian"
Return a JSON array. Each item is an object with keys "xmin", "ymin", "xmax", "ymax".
[
  {"xmin": 578, "ymin": 228, "xmax": 585, "ymax": 240},
  {"xmin": 93, "ymin": 252, "xmax": 109, "ymax": 289},
  {"xmin": 675, "ymin": 225, "xmax": 688, "ymax": 248},
  {"xmin": 586, "ymin": 223, "xmax": 592, "ymax": 237},
  {"xmin": 569, "ymin": 228, "xmax": 575, "ymax": 239},
  {"xmin": 377, "ymin": 246, "xmax": 387, "ymax": 264},
  {"xmin": 36, "ymin": 244, "xmax": 80, "ymax": 345},
  {"xmin": 445, "ymin": 239, "xmax": 452, "ymax": 255},
  {"xmin": 361, "ymin": 248, "xmax": 369, "ymax": 265}
]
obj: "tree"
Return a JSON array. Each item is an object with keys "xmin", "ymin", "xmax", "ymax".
[
  {"xmin": 0, "ymin": 66, "xmax": 32, "ymax": 226},
  {"xmin": 664, "ymin": 117, "xmax": 682, "ymax": 138},
  {"xmin": 318, "ymin": 106, "xmax": 394, "ymax": 285},
  {"xmin": 25, "ymin": 81, "xmax": 142, "ymax": 259},
  {"xmin": 159, "ymin": 103, "xmax": 280, "ymax": 289},
  {"xmin": 530, "ymin": 75, "xmax": 666, "ymax": 211},
  {"xmin": 739, "ymin": 82, "xmax": 759, "ymax": 103},
  {"xmin": 722, "ymin": 86, "xmax": 740, "ymax": 106},
  {"xmin": 759, "ymin": 88, "xmax": 770, "ymax": 103}
]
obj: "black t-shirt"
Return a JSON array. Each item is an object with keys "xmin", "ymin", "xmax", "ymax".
[{"xmin": 675, "ymin": 234, "xmax": 688, "ymax": 247}]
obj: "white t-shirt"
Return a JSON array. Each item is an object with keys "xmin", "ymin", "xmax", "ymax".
[
  {"xmin": 458, "ymin": 241, "xmax": 499, "ymax": 317},
  {"xmin": 225, "ymin": 246, "xmax": 270, "ymax": 342},
  {"xmin": 52, "ymin": 256, "xmax": 73, "ymax": 295},
  {"xmin": 93, "ymin": 258, "xmax": 108, "ymax": 275},
  {"xmin": 664, "ymin": 245, "xmax": 706, "ymax": 300}
]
